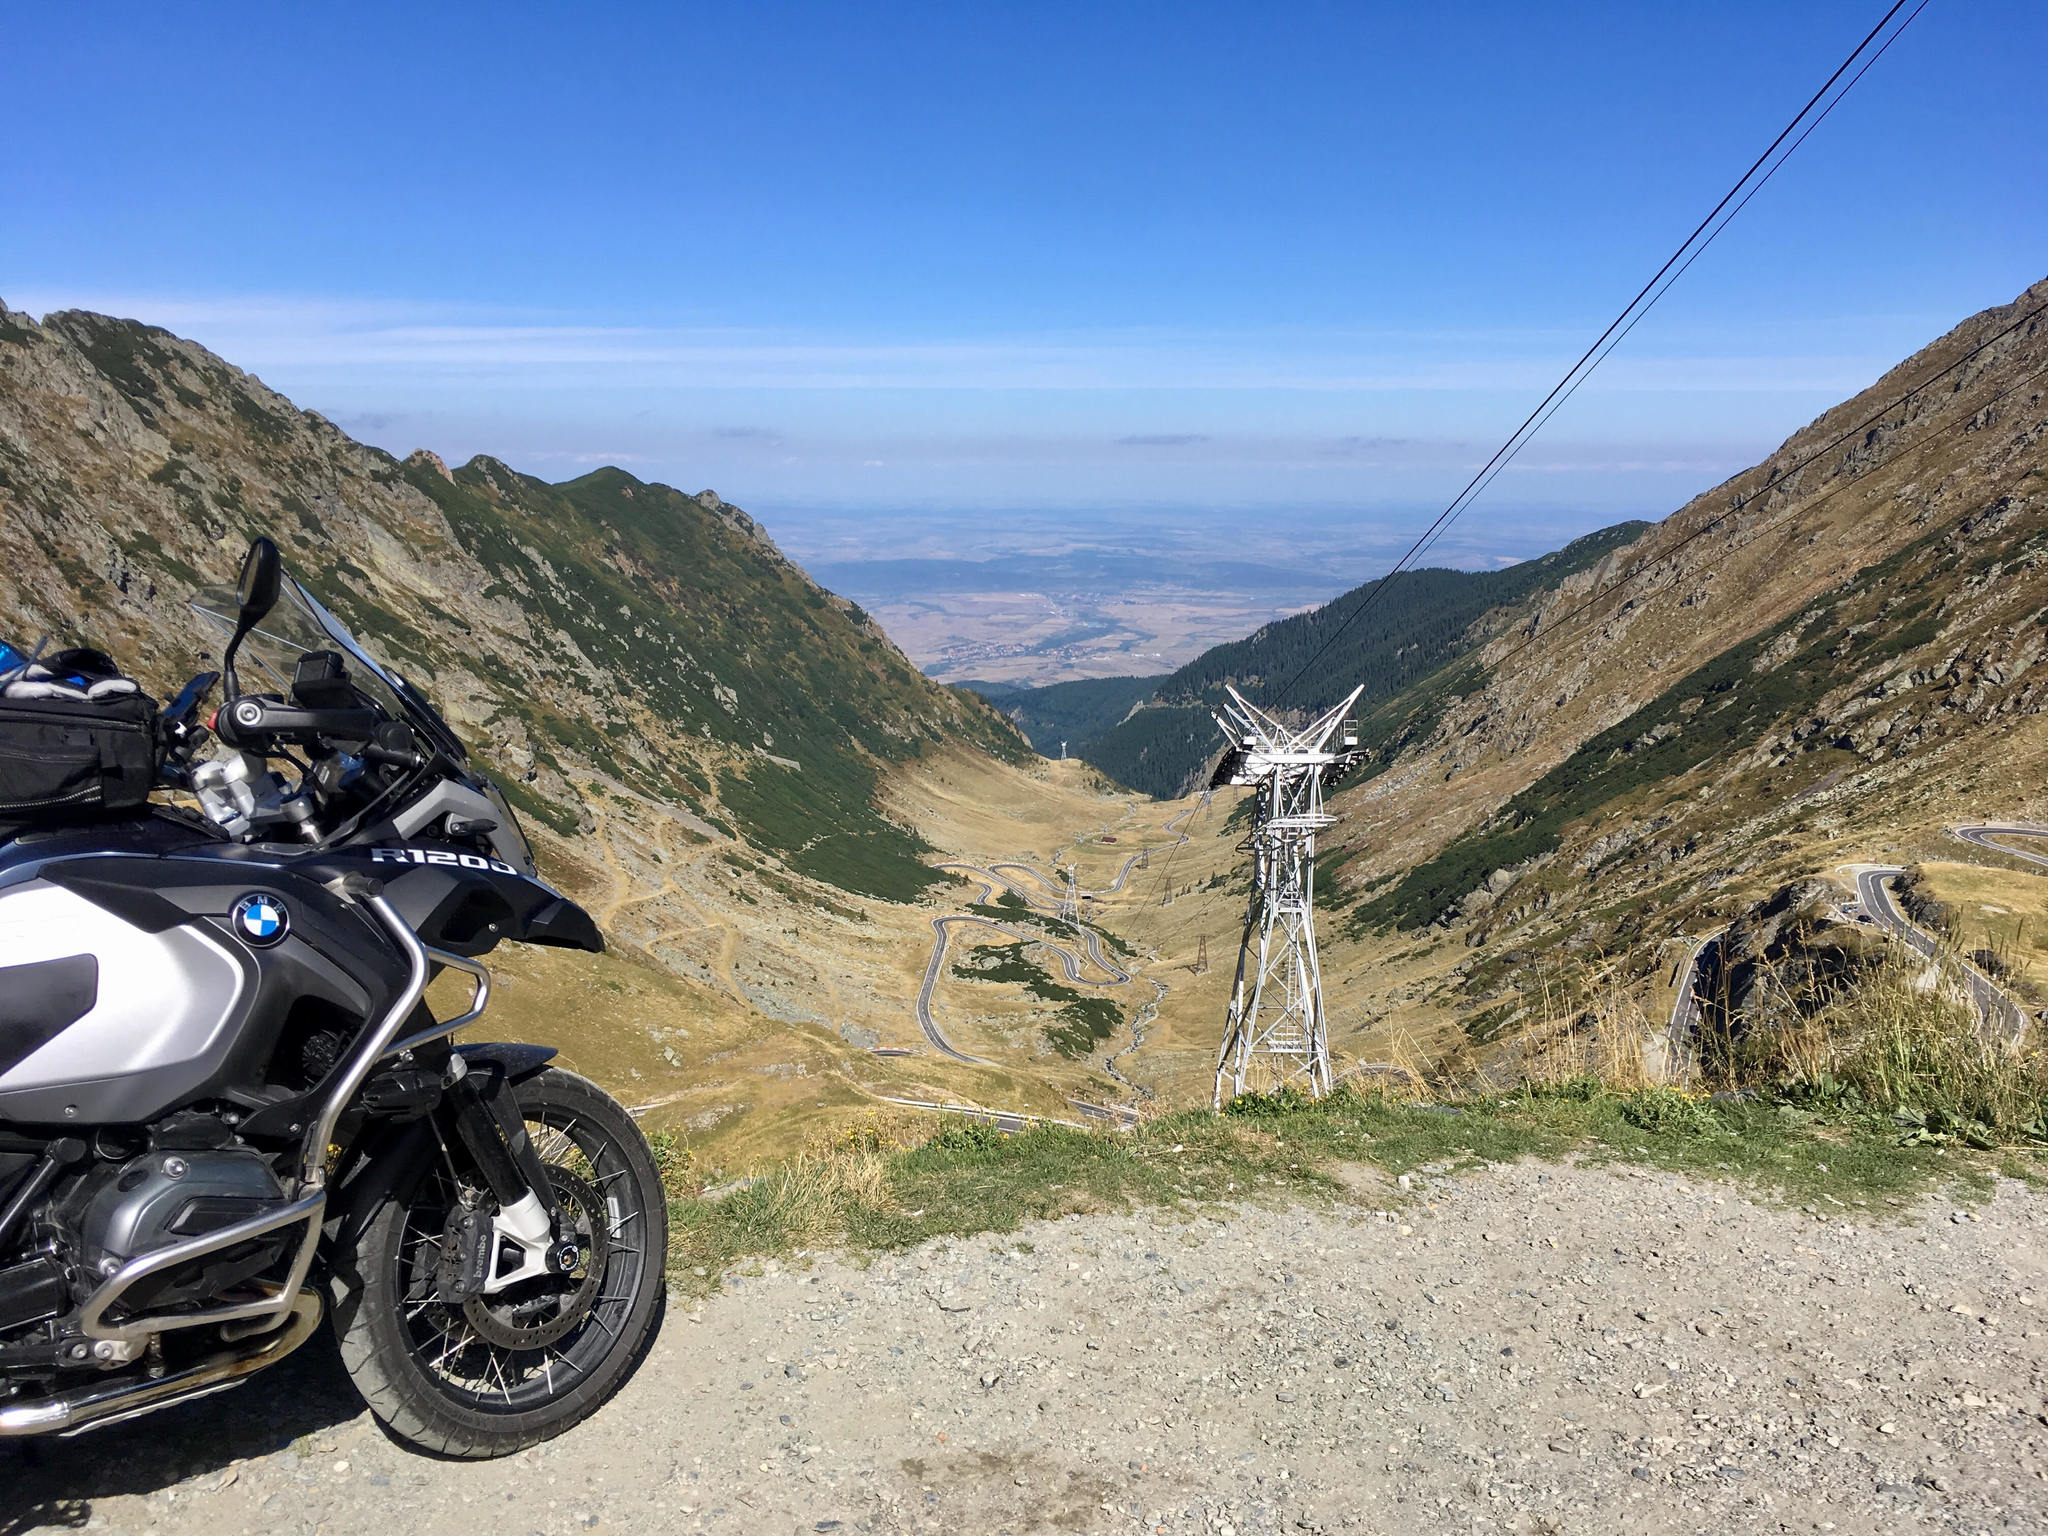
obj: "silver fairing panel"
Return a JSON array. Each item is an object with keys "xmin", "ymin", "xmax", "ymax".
[{"xmin": 0, "ymin": 882, "xmax": 245, "ymax": 1124}]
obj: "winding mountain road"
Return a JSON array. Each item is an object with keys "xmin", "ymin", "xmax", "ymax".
[
  {"xmin": 989, "ymin": 854, "xmax": 1147, "ymax": 901},
  {"xmin": 1853, "ymin": 865, "xmax": 2025, "ymax": 1043},
  {"xmin": 913, "ymin": 800, "xmax": 1206, "ymax": 1072},
  {"xmin": 1952, "ymin": 823, "xmax": 2048, "ymax": 869},
  {"xmin": 1662, "ymin": 931, "xmax": 1721, "ymax": 1081},
  {"xmin": 913, "ymin": 912, "xmax": 1132, "ymax": 1062},
  {"xmin": 872, "ymin": 1095, "xmax": 1085, "ymax": 1133}
]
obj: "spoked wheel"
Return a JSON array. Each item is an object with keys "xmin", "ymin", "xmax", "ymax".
[{"xmin": 331, "ymin": 1067, "xmax": 668, "ymax": 1457}]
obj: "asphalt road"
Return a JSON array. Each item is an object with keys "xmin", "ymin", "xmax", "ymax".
[
  {"xmin": 1662, "ymin": 931, "xmax": 1720, "ymax": 1081},
  {"xmin": 871, "ymin": 1094, "xmax": 1083, "ymax": 1133},
  {"xmin": 913, "ymin": 912, "xmax": 1130, "ymax": 1063},
  {"xmin": 910, "ymin": 915, "xmax": 1004, "ymax": 1063},
  {"xmin": 1854, "ymin": 865, "xmax": 2025, "ymax": 1042},
  {"xmin": 989, "ymin": 854, "xmax": 1146, "ymax": 900},
  {"xmin": 911, "ymin": 800, "xmax": 1206, "ymax": 1104},
  {"xmin": 1951, "ymin": 822, "xmax": 2048, "ymax": 869},
  {"xmin": 934, "ymin": 862, "xmax": 1133, "ymax": 983}
]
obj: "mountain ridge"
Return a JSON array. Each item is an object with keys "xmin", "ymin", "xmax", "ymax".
[
  {"xmin": 1264, "ymin": 274, "xmax": 2048, "ymax": 1076},
  {"xmin": 0, "ymin": 300, "xmax": 1028, "ymax": 902},
  {"xmin": 981, "ymin": 521, "xmax": 1650, "ymax": 797}
]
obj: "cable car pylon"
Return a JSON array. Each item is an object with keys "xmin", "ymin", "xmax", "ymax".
[{"xmin": 1209, "ymin": 683, "xmax": 1366, "ymax": 1107}]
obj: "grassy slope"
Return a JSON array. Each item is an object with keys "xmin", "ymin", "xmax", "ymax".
[
  {"xmin": 0, "ymin": 305, "xmax": 1028, "ymax": 903},
  {"xmin": 665, "ymin": 1082, "xmax": 2018, "ymax": 1290},
  {"xmin": 403, "ymin": 458, "xmax": 1025, "ymax": 900},
  {"xmin": 1075, "ymin": 522, "xmax": 1649, "ymax": 796},
  {"xmin": 1092, "ymin": 282, "xmax": 2048, "ymax": 1097},
  {"xmin": 952, "ymin": 938, "xmax": 1126, "ymax": 1057}
]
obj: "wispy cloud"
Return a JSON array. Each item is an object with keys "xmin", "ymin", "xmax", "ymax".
[
  {"xmin": 5, "ymin": 290, "xmax": 1900, "ymax": 397},
  {"xmin": 1117, "ymin": 433, "xmax": 1209, "ymax": 446},
  {"xmin": 712, "ymin": 425, "xmax": 784, "ymax": 443},
  {"xmin": 1323, "ymin": 433, "xmax": 1418, "ymax": 455}
]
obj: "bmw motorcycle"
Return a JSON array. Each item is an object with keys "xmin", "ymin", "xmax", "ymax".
[{"xmin": 0, "ymin": 538, "xmax": 667, "ymax": 1456}]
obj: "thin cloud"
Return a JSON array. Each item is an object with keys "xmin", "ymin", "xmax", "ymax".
[
  {"xmin": 6, "ymin": 291, "xmax": 1899, "ymax": 397},
  {"xmin": 1117, "ymin": 433, "xmax": 1209, "ymax": 447},
  {"xmin": 1323, "ymin": 434, "xmax": 1418, "ymax": 455},
  {"xmin": 712, "ymin": 426, "xmax": 783, "ymax": 443}
]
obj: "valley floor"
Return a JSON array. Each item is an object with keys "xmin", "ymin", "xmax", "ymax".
[{"xmin": 9, "ymin": 1162, "xmax": 2045, "ymax": 1535}]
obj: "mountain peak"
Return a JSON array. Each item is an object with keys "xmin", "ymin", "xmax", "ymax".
[{"xmin": 406, "ymin": 447, "xmax": 455, "ymax": 483}]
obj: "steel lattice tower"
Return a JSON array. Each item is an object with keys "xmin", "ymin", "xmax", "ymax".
[{"xmin": 1209, "ymin": 684, "xmax": 1365, "ymax": 1107}]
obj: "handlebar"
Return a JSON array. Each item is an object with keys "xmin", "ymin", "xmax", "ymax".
[{"xmin": 214, "ymin": 694, "xmax": 383, "ymax": 750}]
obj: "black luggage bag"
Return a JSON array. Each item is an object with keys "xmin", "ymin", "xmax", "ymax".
[{"xmin": 0, "ymin": 692, "xmax": 160, "ymax": 825}]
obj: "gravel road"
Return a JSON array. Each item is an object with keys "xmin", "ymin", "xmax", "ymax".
[{"xmin": 8, "ymin": 1161, "xmax": 2046, "ymax": 1535}]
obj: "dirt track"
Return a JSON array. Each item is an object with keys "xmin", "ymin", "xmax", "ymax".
[{"xmin": 7, "ymin": 1161, "xmax": 2046, "ymax": 1535}]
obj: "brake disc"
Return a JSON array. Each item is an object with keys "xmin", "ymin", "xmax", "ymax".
[{"xmin": 460, "ymin": 1167, "xmax": 610, "ymax": 1351}]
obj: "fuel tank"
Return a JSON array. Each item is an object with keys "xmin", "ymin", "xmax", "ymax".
[
  {"xmin": 0, "ymin": 881, "xmax": 244, "ymax": 1123},
  {"xmin": 0, "ymin": 816, "xmax": 598, "ymax": 1126},
  {"xmin": 0, "ymin": 821, "xmax": 405, "ymax": 1126}
]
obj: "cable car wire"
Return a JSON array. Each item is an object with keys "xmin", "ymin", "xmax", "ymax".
[
  {"xmin": 1270, "ymin": 0, "xmax": 1927, "ymax": 710},
  {"xmin": 1405, "ymin": 0, "xmax": 1932, "ymax": 573}
]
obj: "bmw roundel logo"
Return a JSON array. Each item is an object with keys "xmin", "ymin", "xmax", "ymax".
[{"xmin": 231, "ymin": 892, "xmax": 290, "ymax": 947}]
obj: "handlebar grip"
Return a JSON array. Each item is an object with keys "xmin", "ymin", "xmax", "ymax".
[
  {"xmin": 362, "ymin": 743, "xmax": 428, "ymax": 770},
  {"xmin": 215, "ymin": 695, "xmax": 383, "ymax": 748}
]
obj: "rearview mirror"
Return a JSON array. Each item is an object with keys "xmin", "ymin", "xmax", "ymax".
[
  {"xmin": 237, "ymin": 536, "xmax": 281, "ymax": 626},
  {"xmin": 221, "ymin": 536, "xmax": 282, "ymax": 699}
]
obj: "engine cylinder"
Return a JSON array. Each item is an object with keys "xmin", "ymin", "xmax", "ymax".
[{"xmin": 79, "ymin": 1149, "xmax": 287, "ymax": 1271}]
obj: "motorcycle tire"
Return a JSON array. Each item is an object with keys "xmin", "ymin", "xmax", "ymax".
[{"xmin": 329, "ymin": 1066, "xmax": 668, "ymax": 1457}]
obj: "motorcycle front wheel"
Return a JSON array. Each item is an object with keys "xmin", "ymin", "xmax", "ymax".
[{"xmin": 330, "ymin": 1066, "xmax": 668, "ymax": 1457}]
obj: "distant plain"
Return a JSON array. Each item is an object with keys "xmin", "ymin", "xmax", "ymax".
[{"xmin": 776, "ymin": 499, "xmax": 1616, "ymax": 685}]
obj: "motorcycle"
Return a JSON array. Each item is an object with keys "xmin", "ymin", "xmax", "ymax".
[{"xmin": 0, "ymin": 537, "xmax": 668, "ymax": 1456}]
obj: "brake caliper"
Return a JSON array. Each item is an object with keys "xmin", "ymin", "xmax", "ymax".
[{"xmin": 436, "ymin": 1196, "xmax": 492, "ymax": 1303}]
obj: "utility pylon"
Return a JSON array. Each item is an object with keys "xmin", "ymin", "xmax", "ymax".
[
  {"xmin": 1191, "ymin": 935, "xmax": 1209, "ymax": 975},
  {"xmin": 1057, "ymin": 865, "xmax": 1079, "ymax": 930},
  {"xmin": 1210, "ymin": 683, "xmax": 1365, "ymax": 1107}
]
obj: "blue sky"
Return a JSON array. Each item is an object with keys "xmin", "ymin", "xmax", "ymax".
[{"xmin": 6, "ymin": 1, "xmax": 2044, "ymax": 565}]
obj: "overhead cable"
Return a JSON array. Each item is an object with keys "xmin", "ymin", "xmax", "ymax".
[
  {"xmin": 1405, "ymin": 0, "xmax": 1935, "ymax": 573},
  {"xmin": 1271, "ymin": 0, "xmax": 1928, "ymax": 708}
]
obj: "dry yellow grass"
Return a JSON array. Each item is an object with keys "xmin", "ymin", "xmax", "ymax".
[{"xmin": 1913, "ymin": 860, "xmax": 2048, "ymax": 996}]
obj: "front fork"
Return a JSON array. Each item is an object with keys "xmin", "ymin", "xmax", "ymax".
[{"xmin": 442, "ymin": 1060, "xmax": 575, "ymax": 1295}]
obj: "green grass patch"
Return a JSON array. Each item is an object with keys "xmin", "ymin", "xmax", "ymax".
[
  {"xmin": 967, "ymin": 892, "xmax": 1132, "ymax": 960},
  {"xmin": 662, "ymin": 1084, "xmax": 2009, "ymax": 1292}
]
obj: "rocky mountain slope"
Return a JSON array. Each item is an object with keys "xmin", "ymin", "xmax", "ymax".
[
  {"xmin": 0, "ymin": 301, "xmax": 1024, "ymax": 901},
  {"xmin": 8, "ymin": 277, "xmax": 2044, "ymax": 1126},
  {"xmin": 0, "ymin": 301, "xmax": 1119, "ymax": 1159}
]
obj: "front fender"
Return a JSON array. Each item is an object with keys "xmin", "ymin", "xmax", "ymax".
[{"xmin": 454, "ymin": 1042, "xmax": 558, "ymax": 1081}]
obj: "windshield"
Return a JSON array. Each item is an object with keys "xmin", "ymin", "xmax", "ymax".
[
  {"xmin": 192, "ymin": 578, "xmax": 407, "ymax": 718},
  {"xmin": 191, "ymin": 572, "xmax": 465, "ymax": 761},
  {"xmin": 189, "ymin": 554, "xmax": 539, "ymax": 875}
]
